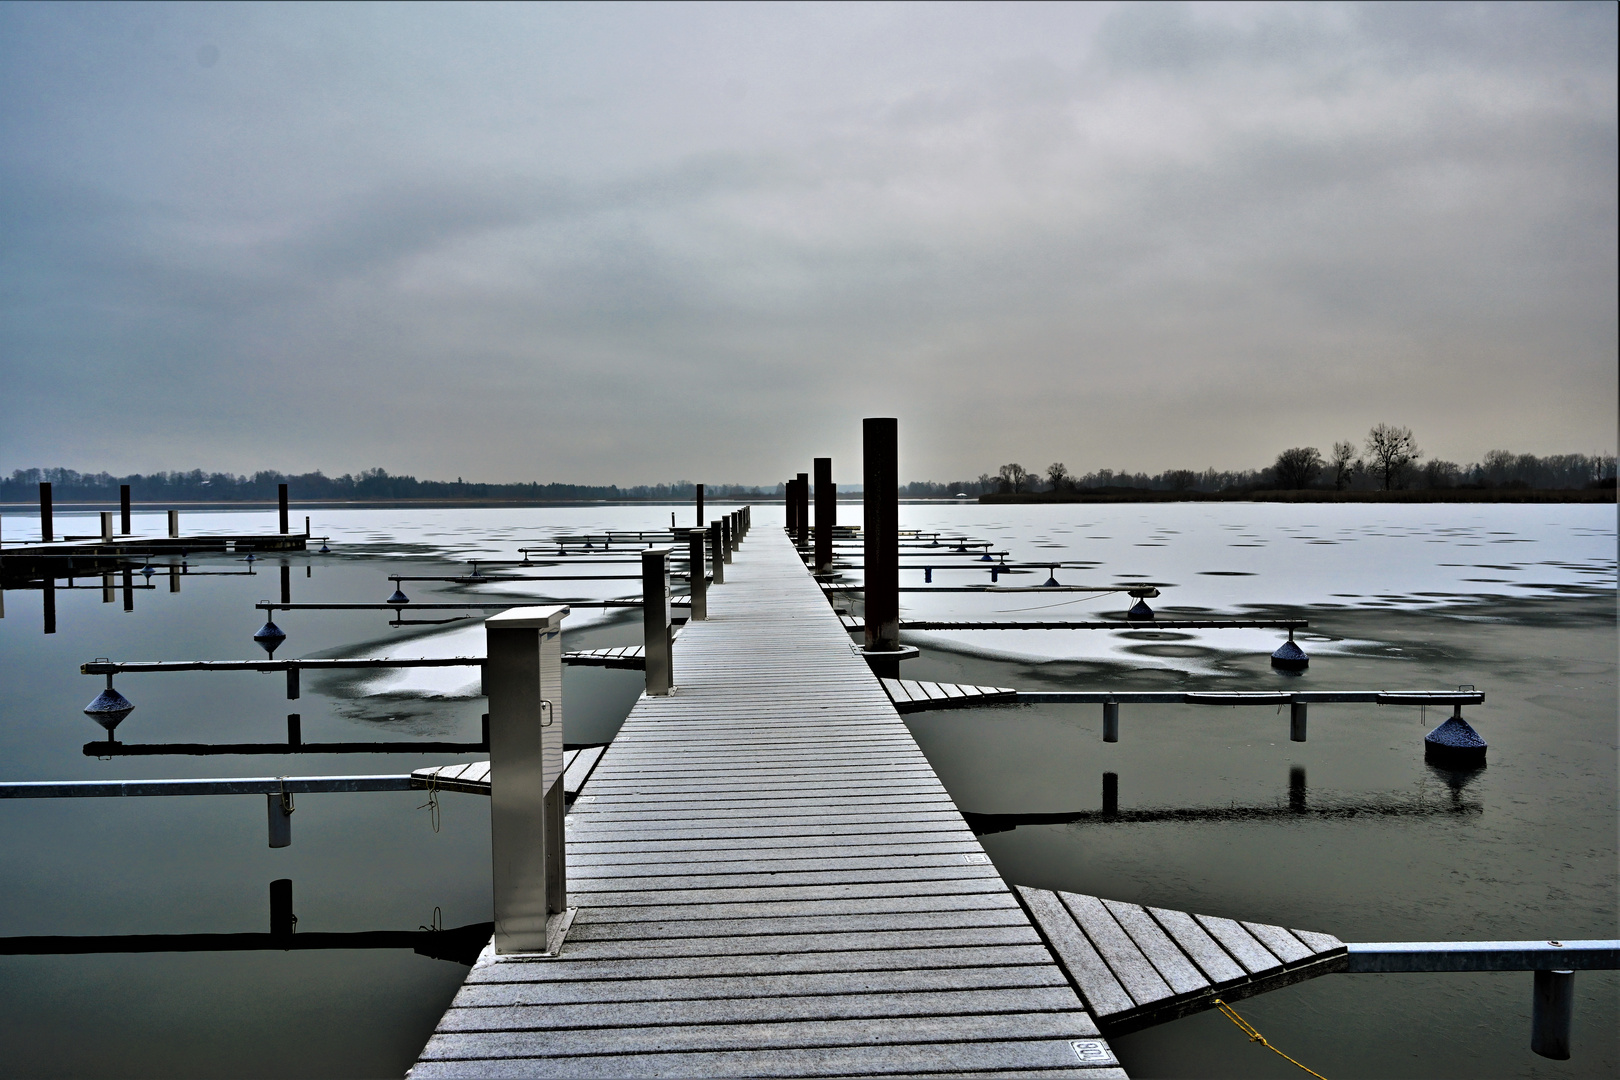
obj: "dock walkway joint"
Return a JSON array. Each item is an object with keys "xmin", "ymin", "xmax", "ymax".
[{"xmin": 413, "ymin": 531, "xmax": 1123, "ymax": 1078}]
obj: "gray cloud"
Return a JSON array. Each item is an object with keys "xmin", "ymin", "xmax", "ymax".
[{"xmin": 1, "ymin": 1, "xmax": 1613, "ymax": 484}]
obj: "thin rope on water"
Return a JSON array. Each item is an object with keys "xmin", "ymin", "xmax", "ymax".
[
  {"xmin": 1212, "ymin": 998, "xmax": 1328, "ymax": 1080},
  {"xmin": 418, "ymin": 770, "xmax": 441, "ymax": 833}
]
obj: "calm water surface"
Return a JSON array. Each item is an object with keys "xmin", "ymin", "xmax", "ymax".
[{"xmin": 0, "ymin": 502, "xmax": 1613, "ymax": 1078}]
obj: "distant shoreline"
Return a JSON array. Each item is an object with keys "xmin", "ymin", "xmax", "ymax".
[
  {"xmin": 979, "ymin": 488, "xmax": 1616, "ymax": 504},
  {"xmin": 0, "ymin": 489, "xmax": 1612, "ymax": 511}
]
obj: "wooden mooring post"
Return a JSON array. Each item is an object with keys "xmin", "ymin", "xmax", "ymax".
[
  {"xmin": 795, "ymin": 471, "xmax": 809, "ymax": 549},
  {"xmin": 707, "ymin": 520, "xmax": 725, "ymax": 584},
  {"xmin": 814, "ymin": 456, "xmax": 834, "ymax": 572},
  {"xmin": 642, "ymin": 547, "xmax": 673, "ymax": 695},
  {"xmin": 685, "ymin": 528, "xmax": 707, "ymax": 621},
  {"xmin": 862, "ymin": 417, "xmax": 913, "ymax": 677}
]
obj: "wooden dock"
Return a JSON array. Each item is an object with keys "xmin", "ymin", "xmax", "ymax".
[{"xmin": 411, "ymin": 530, "xmax": 1123, "ymax": 1078}]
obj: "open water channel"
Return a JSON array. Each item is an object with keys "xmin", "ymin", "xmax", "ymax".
[{"xmin": 0, "ymin": 501, "xmax": 1613, "ymax": 1078}]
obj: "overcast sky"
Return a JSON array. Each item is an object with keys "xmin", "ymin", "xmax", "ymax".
[{"xmin": 1, "ymin": 2, "xmax": 1614, "ymax": 485}]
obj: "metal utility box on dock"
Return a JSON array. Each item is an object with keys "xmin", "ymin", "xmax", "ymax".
[{"xmin": 484, "ymin": 605, "xmax": 569, "ymax": 954}]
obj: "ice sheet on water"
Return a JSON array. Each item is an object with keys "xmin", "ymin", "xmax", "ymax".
[{"xmin": 872, "ymin": 501, "xmax": 1615, "ymax": 667}]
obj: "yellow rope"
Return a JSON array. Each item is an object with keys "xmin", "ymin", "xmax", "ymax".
[{"xmin": 1212, "ymin": 999, "xmax": 1328, "ymax": 1080}]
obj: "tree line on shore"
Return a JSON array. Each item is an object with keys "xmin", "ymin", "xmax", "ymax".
[
  {"xmin": 919, "ymin": 426, "xmax": 1616, "ymax": 497},
  {"xmin": 4, "ymin": 426, "xmax": 1614, "ymax": 504},
  {"xmin": 0, "ymin": 467, "xmax": 783, "ymax": 504}
]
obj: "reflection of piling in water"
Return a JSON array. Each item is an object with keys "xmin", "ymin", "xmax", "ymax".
[
  {"xmin": 1290, "ymin": 765, "xmax": 1307, "ymax": 813},
  {"xmin": 270, "ymin": 879, "xmax": 294, "ymax": 935},
  {"xmin": 1102, "ymin": 772, "xmax": 1118, "ymax": 818}
]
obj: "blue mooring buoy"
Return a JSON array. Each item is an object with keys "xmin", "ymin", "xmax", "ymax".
[
  {"xmin": 387, "ymin": 586, "xmax": 410, "ymax": 605},
  {"xmin": 1424, "ymin": 706, "xmax": 1487, "ymax": 766},
  {"xmin": 140, "ymin": 563, "xmax": 155, "ymax": 579},
  {"xmin": 1043, "ymin": 566, "xmax": 1060, "ymax": 587},
  {"xmin": 1127, "ymin": 598, "xmax": 1154, "ymax": 619},
  {"xmin": 319, "ymin": 541, "xmax": 330, "ymax": 554},
  {"xmin": 83, "ymin": 679, "xmax": 135, "ymax": 732},
  {"xmin": 1271, "ymin": 631, "xmax": 1310, "ymax": 671},
  {"xmin": 253, "ymin": 619, "xmax": 287, "ymax": 657}
]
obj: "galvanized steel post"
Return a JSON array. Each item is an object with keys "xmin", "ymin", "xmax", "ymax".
[
  {"xmin": 485, "ymin": 605, "xmax": 569, "ymax": 953},
  {"xmin": 686, "ymin": 528, "xmax": 707, "ymax": 620},
  {"xmin": 642, "ymin": 547, "xmax": 674, "ymax": 695},
  {"xmin": 814, "ymin": 457, "xmax": 834, "ymax": 572},
  {"xmin": 167, "ymin": 509, "xmax": 180, "ymax": 538}
]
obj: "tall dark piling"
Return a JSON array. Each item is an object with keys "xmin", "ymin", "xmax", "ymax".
[
  {"xmin": 795, "ymin": 472, "xmax": 809, "ymax": 549},
  {"xmin": 278, "ymin": 484, "xmax": 290, "ymax": 535},
  {"xmin": 39, "ymin": 483, "xmax": 53, "ymax": 543},
  {"xmin": 864, "ymin": 418, "xmax": 899, "ymax": 653},
  {"xmin": 814, "ymin": 457, "xmax": 834, "ymax": 572},
  {"xmin": 695, "ymin": 484, "xmax": 704, "ymax": 527},
  {"xmin": 119, "ymin": 485, "xmax": 131, "ymax": 535}
]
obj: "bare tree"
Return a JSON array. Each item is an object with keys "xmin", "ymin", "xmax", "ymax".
[
  {"xmin": 998, "ymin": 463, "xmax": 1031, "ymax": 493},
  {"xmin": 1273, "ymin": 447, "xmax": 1324, "ymax": 489},
  {"xmin": 1163, "ymin": 469, "xmax": 1197, "ymax": 492},
  {"xmin": 1364, "ymin": 424, "xmax": 1421, "ymax": 490},
  {"xmin": 1330, "ymin": 441, "xmax": 1359, "ymax": 490},
  {"xmin": 1045, "ymin": 462, "xmax": 1069, "ymax": 492}
]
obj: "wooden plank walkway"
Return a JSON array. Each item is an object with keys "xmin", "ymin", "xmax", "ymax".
[
  {"xmin": 413, "ymin": 747, "xmax": 606, "ymax": 801},
  {"xmin": 880, "ymin": 678, "xmax": 1018, "ymax": 713},
  {"xmin": 412, "ymin": 531, "xmax": 1123, "ymax": 1078},
  {"xmin": 562, "ymin": 646, "xmax": 646, "ymax": 670},
  {"xmin": 1016, "ymin": 887, "xmax": 1345, "ymax": 1036}
]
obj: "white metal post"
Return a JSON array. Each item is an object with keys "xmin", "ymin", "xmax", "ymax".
[{"xmin": 486, "ymin": 605, "xmax": 569, "ymax": 953}]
